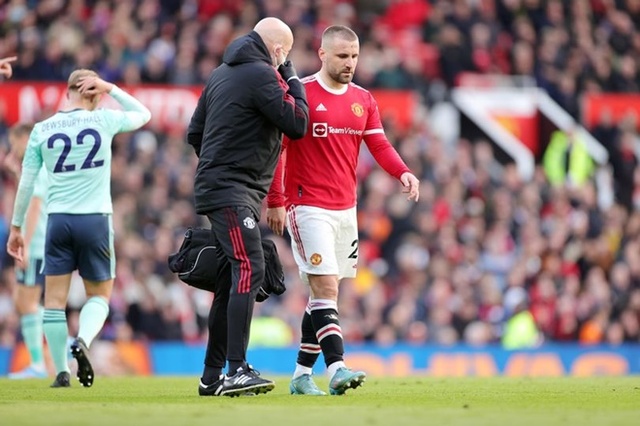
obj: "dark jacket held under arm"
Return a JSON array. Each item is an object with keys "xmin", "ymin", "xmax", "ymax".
[{"xmin": 187, "ymin": 31, "xmax": 309, "ymax": 218}]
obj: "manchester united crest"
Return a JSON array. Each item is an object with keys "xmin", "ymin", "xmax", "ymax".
[
  {"xmin": 310, "ymin": 253, "xmax": 323, "ymax": 266},
  {"xmin": 351, "ymin": 103, "xmax": 364, "ymax": 117},
  {"xmin": 243, "ymin": 216, "xmax": 256, "ymax": 229}
]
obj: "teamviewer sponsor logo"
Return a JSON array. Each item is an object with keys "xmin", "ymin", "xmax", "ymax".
[
  {"xmin": 313, "ymin": 122, "xmax": 328, "ymax": 137},
  {"xmin": 328, "ymin": 126, "xmax": 363, "ymax": 135}
]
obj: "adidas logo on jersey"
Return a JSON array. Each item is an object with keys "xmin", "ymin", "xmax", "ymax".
[{"xmin": 315, "ymin": 103, "xmax": 327, "ymax": 111}]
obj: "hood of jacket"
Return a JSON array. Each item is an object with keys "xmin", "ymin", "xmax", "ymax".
[{"xmin": 223, "ymin": 31, "xmax": 272, "ymax": 67}]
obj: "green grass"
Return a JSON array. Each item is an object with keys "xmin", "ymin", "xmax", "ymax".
[{"xmin": 1, "ymin": 376, "xmax": 639, "ymax": 426}]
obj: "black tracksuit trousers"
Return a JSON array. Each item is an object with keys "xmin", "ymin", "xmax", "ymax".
[{"xmin": 205, "ymin": 206, "xmax": 265, "ymax": 374}]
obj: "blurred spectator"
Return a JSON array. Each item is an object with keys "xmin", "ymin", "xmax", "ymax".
[
  {"xmin": 502, "ymin": 287, "xmax": 542, "ymax": 349},
  {"xmin": 542, "ymin": 127, "xmax": 594, "ymax": 189},
  {"xmin": 598, "ymin": 113, "xmax": 639, "ymax": 211}
]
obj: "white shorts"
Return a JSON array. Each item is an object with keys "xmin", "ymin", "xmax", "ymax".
[{"xmin": 286, "ymin": 205, "xmax": 358, "ymax": 284}]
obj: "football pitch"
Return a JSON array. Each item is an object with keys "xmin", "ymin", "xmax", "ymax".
[{"xmin": 1, "ymin": 376, "xmax": 638, "ymax": 426}]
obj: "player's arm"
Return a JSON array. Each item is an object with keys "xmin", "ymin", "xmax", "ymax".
[
  {"xmin": 266, "ymin": 140, "xmax": 288, "ymax": 236},
  {"xmin": 8, "ymin": 133, "xmax": 42, "ymax": 262},
  {"xmin": 20, "ymin": 195, "xmax": 42, "ymax": 267},
  {"xmin": 108, "ymin": 85, "xmax": 152, "ymax": 131},
  {"xmin": 254, "ymin": 63, "xmax": 309, "ymax": 140},
  {"xmin": 365, "ymin": 133, "xmax": 420, "ymax": 202},
  {"xmin": 187, "ymin": 86, "xmax": 206, "ymax": 157},
  {"xmin": 76, "ymin": 75, "xmax": 151, "ymax": 131},
  {"xmin": 21, "ymin": 168, "xmax": 46, "ymax": 267},
  {"xmin": 363, "ymin": 96, "xmax": 420, "ymax": 201},
  {"xmin": 267, "ymin": 138, "xmax": 288, "ymax": 207}
]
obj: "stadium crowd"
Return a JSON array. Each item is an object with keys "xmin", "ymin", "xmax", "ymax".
[{"xmin": 1, "ymin": 0, "xmax": 640, "ymax": 349}]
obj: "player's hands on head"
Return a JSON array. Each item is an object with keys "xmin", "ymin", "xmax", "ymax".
[
  {"xmin": 278, "ymin": 61, "xmax": 298, "ymax": 82},
  {"xmin": 76, "ymin": 76, "xmax": 113, "ymax": 95},
  {"xmin": 400, "ymin": 172, "xmax": 420, "ymax": 202},
  {"xmin": 0, "ymin": 56, "xmax": 17, "ymax": 79},
  {"xmin": 266, "ymin": 207, "xmax": 286, "ymax": 236}
]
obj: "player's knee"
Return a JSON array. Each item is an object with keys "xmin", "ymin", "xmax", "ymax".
[
  {"xmin": 15, "ymin": 298, "xmax": 37, "ymax": 315},
  {"xmin": 84, "ymin": 279, "xmax": 114, "ymax": 299},
  {"xmin": 309, "ymin": 275, "xmax": 339, "ymax": 300},
  {"xmin": 44, "ymin": 292, "xmax": 68, "ymax": 309},
  {"xmin": 16, "ymin": 286, "xmax": 42, "ymax": 313}
]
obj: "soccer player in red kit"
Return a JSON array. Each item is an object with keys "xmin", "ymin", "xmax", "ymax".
[{"xmin": 266, "ymin": 25, "xmax": 420, "ymax": 396}]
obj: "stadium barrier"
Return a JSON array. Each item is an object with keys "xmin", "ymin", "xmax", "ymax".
[
  {"xmin": 582, "ymin": 93, "xmax": 640, "ymax": 131},
  {"xmin": 0, "ymin": 82, "xmax": 417, "ymax": 133},
  {"xmin": 2, "ymin": 343, "xmax": 638, "ymax": 377}
]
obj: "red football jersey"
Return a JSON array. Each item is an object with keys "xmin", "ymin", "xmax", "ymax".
[{"xmin": 268, "ymin": 74, "xmax": 410, "ymax": 210}]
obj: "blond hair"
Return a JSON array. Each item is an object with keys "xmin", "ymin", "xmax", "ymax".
[
  {"xmin": 67, "ymin": 69, "xmax": 101, "ymax": 109},
  {"xmin": 67, "ymin": 69, "xmax": 99, "ymax": 90}
]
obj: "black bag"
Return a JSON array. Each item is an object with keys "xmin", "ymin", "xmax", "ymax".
[
  {"xmin": 167, "ymin": 227, "xmax": 219, "ymax": 291},
  {"xmin": 168, "ymin": 227, "xmax": 286, "ymax": 301},
  {"xmin": 258, "ymin": 239, "xmax": 286, "ymax": 302}
]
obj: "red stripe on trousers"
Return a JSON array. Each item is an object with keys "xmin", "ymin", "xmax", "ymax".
[
  {"xmin": 226, "ymin": 208, "xmax": 252, "ymax": 294},
  {"xmin": 225, "ymin": 209, "xmax": 243, "ymax": 291}
]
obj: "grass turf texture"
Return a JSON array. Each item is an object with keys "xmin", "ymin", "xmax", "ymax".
[{"xmin": 1, "ymin": 376, "xmax": 638, "ymax": 426}]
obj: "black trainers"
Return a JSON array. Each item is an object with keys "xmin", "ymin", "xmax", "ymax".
[
  {"xmin": 220, "ymin": 365, "xmax": 275, "ymax": 397},
  {"xmin": 198, "ymin": 374, "xmax": 225, "ymax": 396},
  {"xmin": 50, "ymin": 371, "xmax": 71, "ymax": 388},
  {"xmin": 70, "ymin": 338, "xmax": 94, "ymax": 387}
]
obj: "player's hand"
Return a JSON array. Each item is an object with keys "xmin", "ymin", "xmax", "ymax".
[
  {"xmin": 17, "ymin": 246, "xmax": 30, "ymax": 269},
  {"xmin": 266, "ymin": 207, "xmax": 286, "ymax": 236},
  {"xmin": 6, "ymin": 226, "xmax": 25, "ymax": 264},
  {"xmin": 76, "ymin": 75, "xmax": 113, "ymax": 95},
  {"xmin": 278, "ymin": 61, "xmax": 298, "ymax": 82},
  {"xmin": 4, "ymin": 152, "xmax": 21, "ymax": 180},
  {"xmin": 400, "ymin": 172, "xmax": 420, "ymax": 202},
  {"xmin": 0, "ymin": 56, "xmax": 17, "ymax": 79}
]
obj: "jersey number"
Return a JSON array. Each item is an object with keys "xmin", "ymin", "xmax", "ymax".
[
  {"xmin": 348, "ymin": 239, "xmax": 358, "ymax": 259},
  {"xmin": 47, "ymin": 129, "xmax": 104, "ymax": 173}
]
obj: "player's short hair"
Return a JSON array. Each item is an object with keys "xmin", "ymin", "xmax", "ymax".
[
  {"xmin": 67, "ymin": 69, "xmax": 98, "ymax": 90},
  {"xmin": 9, "ymin": 122, "xmax": 34, "ymax": 138},
  {"xmin": 322, "ymin": 25, "xmax": 358, "ymax": 44}
]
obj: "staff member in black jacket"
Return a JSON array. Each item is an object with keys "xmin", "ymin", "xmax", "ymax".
[{"xmin": 187, "ymin": 17, "xmax": 309, "ymax": 397}]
